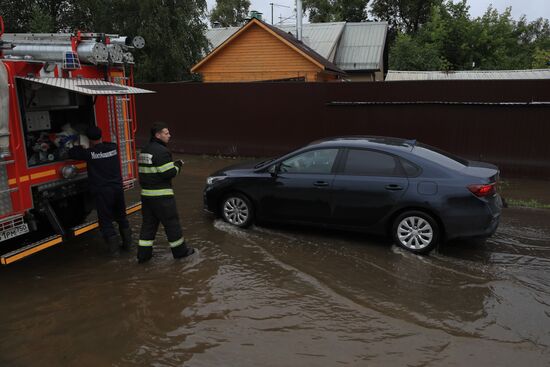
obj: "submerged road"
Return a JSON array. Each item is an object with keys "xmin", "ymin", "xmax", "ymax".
[{"xmin": 1, "ymin": 155, "xmax": 549, "ymax": 366}]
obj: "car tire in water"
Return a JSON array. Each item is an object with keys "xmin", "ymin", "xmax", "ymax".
[
  {"xmin": 221, "ymin": 193, "xmax": 254, "ymax": 228},
  {"xmin": 392, "ymin": 210, "xmax": 439, "ymax": 254}
]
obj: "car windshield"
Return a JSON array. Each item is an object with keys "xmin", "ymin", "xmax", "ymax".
[{"xmin": 413, "ymin": 143, "xmax": 468, "ymax": 170}]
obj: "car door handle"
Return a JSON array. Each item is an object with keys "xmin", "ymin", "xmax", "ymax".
[
  {"xmin": 313, "ymin": 181, "xmax": 329, "ymax": 187},
  {"xmin": 385, "ymin": 184, "xmax": 403, "ymax": 191}
]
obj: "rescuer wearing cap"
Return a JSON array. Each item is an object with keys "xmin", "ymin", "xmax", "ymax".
[
  {"xmin": 137, "ymin": 121, "xmax": 195, "ymax": 263},
  {"xmin": 69, "ymin": 125, "xmax": 132, "ymax": 252}
]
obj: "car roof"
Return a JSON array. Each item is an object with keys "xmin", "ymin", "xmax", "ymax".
[{"xmin": 306, "ymin": 136, "xmax": 416, "ymax": 152}]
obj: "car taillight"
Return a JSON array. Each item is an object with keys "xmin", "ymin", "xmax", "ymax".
[{"xmin": 468, "ymin": 183, "xmax": 496, "ymax": 197}]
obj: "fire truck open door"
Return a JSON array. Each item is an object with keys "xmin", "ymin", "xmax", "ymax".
[{"xmin": 17, "ymin": 76, "xmax": 154, "ymax": 189}]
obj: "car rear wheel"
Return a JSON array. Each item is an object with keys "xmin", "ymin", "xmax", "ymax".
[
  {"xmin": 221, "ymin": 194, "xmax": 254, "ymax": 228},
  {"xmin": 392, "ymin": 211, "xmax": 439, "ymax": 254}
]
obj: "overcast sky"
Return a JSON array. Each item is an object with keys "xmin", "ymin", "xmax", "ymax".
[{"xmin": 206, "ymin": 0, "xmax": 550, "ymax": 25}]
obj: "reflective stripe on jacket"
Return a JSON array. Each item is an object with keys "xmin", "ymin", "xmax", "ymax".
[{"xmin": 138, "ymin": 138, "xmax": 180, "ymax": 196}]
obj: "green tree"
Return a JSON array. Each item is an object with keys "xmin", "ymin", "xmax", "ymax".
[
  {"xmin": 389, "ymin": 1, "xmax": 472, "ymax": 70},
  {"xmin": 303, "ymin": 0, "xmax": 333, "ymax": 22},
  {"xmin": 516, "ymin": 16, "xmax": 550, "ymax": 68},
  {"xmin": 0, "ymin": 1, "xmax": 29, "ymax": 32},
  {"xmin": 209, "ymin": 0, "xmax": 251, "ymax": 27},
  {"xmin": 471, "ymin": 7, "xmax": 523, "ymax": 69},
  {"xmin": 0, "ymin": 0, "xmax": 78, "ymax": 32},
  {"xmin": 532, "ymin": 48, "xmax": 550, "ymax": 68},
  {"xmin": 389, "ymin": 33, "xmax": 446, "ymax": 70},
  {"xmin": 336, "ymin": 0, "xmax": 369, "ymax": 22},
  {"xmin": 114, "ymin": 0, "xmax": 210, "ymax": 82},
  {"xmin": 303, "ymin": 0, "xmax": 369, "ymax": 23},
  {"xmin": 28, "ymin": 5, "xmax": 55, "ymax": 32},
  {"xmin": 389, "ymin": 1, "xmax": 550, "ymax": 71},
  {"xmin": 429, "ymin": 0, "xmax": 475, "ymax": 70},
  {"xmin": 1, "ymin": 0, "xmax": 210, "ymax": 82},
  {"xmin": 370, "ymin": 0, "xmax": 442, "ymax": 34}
]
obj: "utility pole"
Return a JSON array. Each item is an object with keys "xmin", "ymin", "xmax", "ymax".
[
  {"xmin": 270, "ymin": 2, "xmax": 291, "ymax": 25},
  {"xmin": 296, "ymin": 0, "xmax": 303, "ymax": 41}
]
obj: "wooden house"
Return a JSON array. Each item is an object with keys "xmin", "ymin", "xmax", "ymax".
[
  {"xmin": 191, "ymin": 18, "xmax": 345, "ymax": 82},
  {"xmin": 203, "ymin": 20, "xmax": 388, "ymax": 82}
]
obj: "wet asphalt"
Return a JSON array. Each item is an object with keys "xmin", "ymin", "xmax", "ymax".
[{"xmin": 0, "ymin": 154, "xmax": 549, "ymax": 366}]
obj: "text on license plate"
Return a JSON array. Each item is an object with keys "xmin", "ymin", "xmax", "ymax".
[{"xmin": 0, "ymin": 223, "xmax": 30, "ymax": 242}]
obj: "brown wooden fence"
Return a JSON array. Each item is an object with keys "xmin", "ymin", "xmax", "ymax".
[{"xmin": 135, "ymin": 80, "xmax": 550, "ymax": 178}]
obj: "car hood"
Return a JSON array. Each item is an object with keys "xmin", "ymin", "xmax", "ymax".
[{"xmin": 209, "ymin": 160, "xmax": 261, "ymax": 177}]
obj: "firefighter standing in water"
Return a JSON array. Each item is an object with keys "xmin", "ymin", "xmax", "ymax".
[
  {"xmin": 137, "ymin": 122, "xmax": 195, "ymax": 263},
  {"xmin": 69, "ymin": 126, "xmax": 132, "ymax": 252}
]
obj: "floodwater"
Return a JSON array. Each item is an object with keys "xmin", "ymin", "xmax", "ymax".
[{"xmin": 1, "ymin": 155, "xmax": 549, "ymax": 366}]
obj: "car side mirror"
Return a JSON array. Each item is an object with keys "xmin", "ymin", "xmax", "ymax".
[{"xmin": 268, "ymin": 164, "xmax": 278, "ymax": 177}]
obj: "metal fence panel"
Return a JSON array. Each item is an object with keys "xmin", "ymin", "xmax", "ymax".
[{"xmin": 136, "ymin": 81, "xmax": 550, "ymax": 178}]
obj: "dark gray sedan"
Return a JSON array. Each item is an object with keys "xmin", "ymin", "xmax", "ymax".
[{"xmin": 203, "ymin": 137, "xmax": 502, "ymax": 254}]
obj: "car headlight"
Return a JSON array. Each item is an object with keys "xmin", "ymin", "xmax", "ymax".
[{"xmin": 206, "ymin": 176, "xmax": 226, "ymax": 185}]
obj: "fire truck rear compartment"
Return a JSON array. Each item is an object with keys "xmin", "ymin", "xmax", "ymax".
[
  {"xmin": 0, "ymin": 80, "xmax": 105, "ymax": 258},
  {"xmin": 17, "ymin": 79, "xmax": 96, "ymax": 167}
]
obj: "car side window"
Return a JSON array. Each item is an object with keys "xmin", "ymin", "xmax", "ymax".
[
  {"xmin": 399, "ymin": 158, "xmax": 421, "ymax": 177},
  {"xmin": 343, "ymin": 149, "xmax": 403, "ymax": 176},
  {"xmin": 280, "ymin": 149, "xmax": 338, "ymax": 174}
]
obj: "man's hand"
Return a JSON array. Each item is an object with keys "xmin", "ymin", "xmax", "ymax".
[{"xmin": 174, "ymin": 160, "xmax": 184, "ymax": 169}]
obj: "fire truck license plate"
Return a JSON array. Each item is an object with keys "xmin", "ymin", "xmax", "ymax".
[{"xmin": 0, "ymin": 223, "xmax": 30, "ymax": 242}]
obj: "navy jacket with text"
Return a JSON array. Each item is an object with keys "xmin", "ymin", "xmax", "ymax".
[{"xmin": 69, "ymin": 142, "xmax": 123, "ymax": 192}]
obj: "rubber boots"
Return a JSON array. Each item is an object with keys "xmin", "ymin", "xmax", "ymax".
[
  {"xmin": 104, "ymin": 236, "xmax": 119, "ymax": 255},
  {"xmin": 137, "ymin": 246, "xmax": 153, "ymax": 264},
  {"xmin": 171, "ymin": 242, "xmax": 195, "ymax": 259},
  {"xmin": 120, "ymin": 227, "xmax": 132, "ymax": 250}
]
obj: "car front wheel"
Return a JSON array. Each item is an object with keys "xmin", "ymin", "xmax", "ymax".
[
  {"xmin": 392, "ymin": 211, "xmax": 439, "ymax": 254},
  {"xmin": 221, "ymin": 194, "xmax": 254, "ymax": 228}
]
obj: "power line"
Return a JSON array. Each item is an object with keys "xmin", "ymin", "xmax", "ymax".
[{"xmin": 269, "ymin": 2, "xmax": 291, "ymax": 24}]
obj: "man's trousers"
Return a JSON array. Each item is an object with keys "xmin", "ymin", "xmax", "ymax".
[
  {"xmin": 138, "ymin": 195, "xmax": 191, "ymax": 261},
  {"xmin": 95, "ymin": 186, "xmax": 129, "ymax": 239}
]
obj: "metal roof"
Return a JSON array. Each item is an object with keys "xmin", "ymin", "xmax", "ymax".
[
  {"xmin": 277, "ymin": 22, "xmax": 346, "ymax": 61},
  {"xmin": 205, "ymin": 21, "xmax": 387, "ymax": 72},
  {"xmin": 386, "ymin": 69, "xmax": 550, "ymax": 81},
  {"xmin": 334, "ymin": 22, "xmax": 387, "ymax": 71},
  {"xmin": 18, "ymin": 77, "xmax": 155, "ymax": 95},
  {"xmin": 207, "ymin": 27, "xmax": 240, "ymax": 50}
]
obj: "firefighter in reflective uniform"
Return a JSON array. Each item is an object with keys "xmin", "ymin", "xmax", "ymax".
[
  {"xmin": 137, "ymin": 122, "xmax": 195, "ymax": 263},
  {"xmin": 69, "ymin": 126, "xmax": 132, "ymax": 252}
]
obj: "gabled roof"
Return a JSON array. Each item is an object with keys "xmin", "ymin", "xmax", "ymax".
[
  {"xmin": 261, "ymin": 20, "xmax": 344, "ymax": 74},
  {"xmin": 204, "ymin": 21, "xmax": 388, "ymax": 72},
  {"xmin": 386, "ymin": 69, "xmax": 550, "ymax": 81},
  {"xmin": 192, "ymin": 18, "xmax": 344, "ymax": 75}
]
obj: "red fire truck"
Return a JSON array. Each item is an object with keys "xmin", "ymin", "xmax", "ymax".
[{"xmin": 0, "ymin": 17, "xmax": 153, "ymax": 265}]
